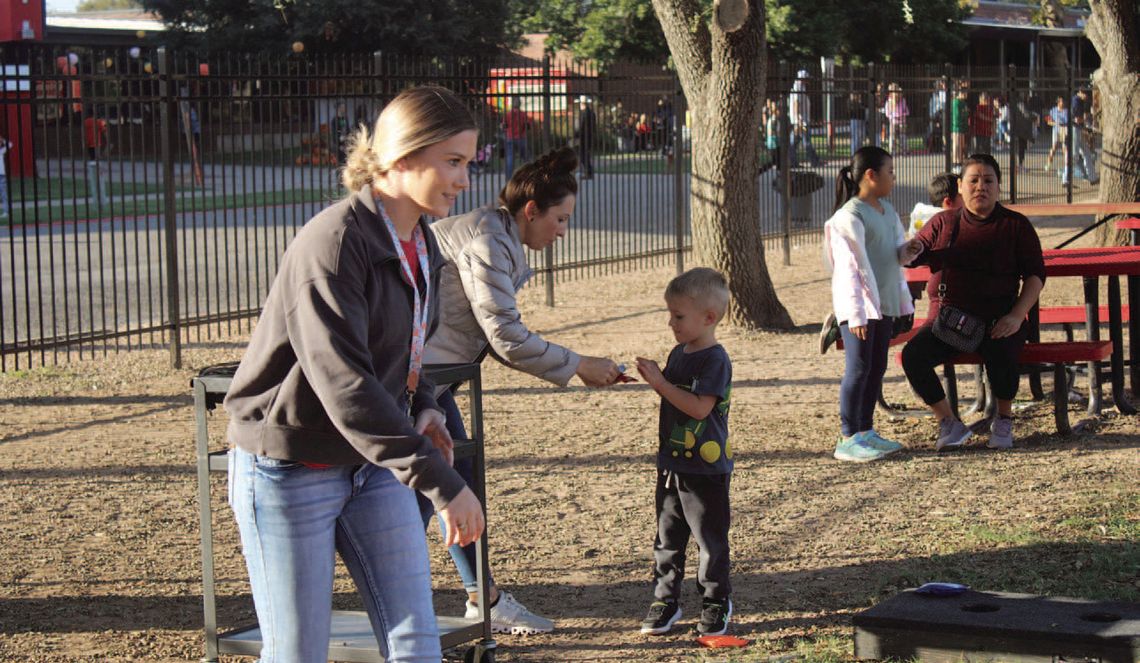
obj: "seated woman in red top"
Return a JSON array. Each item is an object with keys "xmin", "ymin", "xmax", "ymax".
[{"xmin": 901, "ymin": 154, "xmax": 1045, "ymax": 451}]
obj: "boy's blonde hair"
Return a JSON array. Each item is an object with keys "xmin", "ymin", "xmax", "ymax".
[
  {"xmin": 665, "ymin": 267, "xmax": 729, "ymax": 321},
  {"xmin": 341, "ymin": 85, "xmax": 476, "ymax": 192}
]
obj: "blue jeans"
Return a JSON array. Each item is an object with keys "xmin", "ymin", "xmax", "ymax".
[
  {"xmin": 228, "ymin": 448, "xmax": 441, "ymax": 663},
  {"xmin": 838, "ymin": 317, "xmax": 893, "ymax": 437},
  {"xmin": 0, "ymin": 174, "xmax": 7, "ymax": 213},
  {"xmin": 504, "ymin": 137, "xmax": 527, "ymax": 176},
  {"xmin": 417, "ymin": 389, "xmax": 485, "ymax": 593},
  {"xmin": 1061, "ymin": 130, "xmax": 1099, "ymax": 184}
]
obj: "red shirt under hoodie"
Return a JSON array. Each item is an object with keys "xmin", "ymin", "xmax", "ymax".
[{"xmin": 912, "ymin": 203, "xmax": 1045, "ymax": 322}]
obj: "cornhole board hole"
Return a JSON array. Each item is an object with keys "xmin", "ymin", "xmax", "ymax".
[{"xmin": 853, "ymin": 589, "xmax": 1140, "ymax": 662}]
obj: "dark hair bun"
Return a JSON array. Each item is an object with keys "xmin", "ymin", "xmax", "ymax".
[{"xmin": 536, "ymin": 146, "xmax": 578, "ymax": 177}]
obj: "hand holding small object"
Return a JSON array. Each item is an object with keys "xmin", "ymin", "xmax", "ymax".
[
  {"xmin": 615, "ymin": 363, "xmax": 638, "ymax": 383},
  {"xmin": 635, "ymin": 357, "xmax": 665, "ymax": 388}
]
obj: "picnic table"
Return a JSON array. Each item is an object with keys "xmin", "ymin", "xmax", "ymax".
[{"xmin": 905, "ymin": 245, "xmax": 1140, "ymax": 416}]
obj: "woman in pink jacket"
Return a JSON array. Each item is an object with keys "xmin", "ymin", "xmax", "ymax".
[{"xmin": 824, "ymin": 146, "xmax": 923, "ymax": 462}]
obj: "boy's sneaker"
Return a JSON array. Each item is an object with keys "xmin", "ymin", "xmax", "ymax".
[
  {"xmin": 697, "ymin": 598, "xmax": 733, "ymax": 635},
  {"xmin": 833, "ymin": 434, "xmax": 889, "ymax": 462},
  {"xmin": 862, "ymin": 430, "xmax": 904, "ymax": 456},
  {"xmin": 465, "ymin": 591, "xmax": 554, "ymax": 635},
  {"xmin": 640, "ymin": 600, "xmax": 682, "ymax": 635},
  {"xmin": 987, "ymin": 415, "xmax": 1014, "ymax": 449},
  {"xmin": 819, "ymin": 312, "xmax": 839, "ymax": 354},
  {"xmin": 935, "ymin": 417, "xmax": 973, "ymax": 451}
]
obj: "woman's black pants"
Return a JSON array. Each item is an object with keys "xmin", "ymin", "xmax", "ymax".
[{"xmin": 902, "ymin": 323, "xmax": 1028, "ymax": 405}]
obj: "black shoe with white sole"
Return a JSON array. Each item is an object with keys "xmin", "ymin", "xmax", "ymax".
[
  {"xmin": 640, "ymin": 600, "xmax": 681, "ymax": 635},
  {"xmin": 697, "ymin": 598, "xmax": 732, "ymax": 635}
]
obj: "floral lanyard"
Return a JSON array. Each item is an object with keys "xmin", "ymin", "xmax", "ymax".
[{"xmin": 377, "ymin": 202, "xmax": 431, "ymax": 415}]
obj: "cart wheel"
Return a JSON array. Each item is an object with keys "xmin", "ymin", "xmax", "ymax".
[{"xmin": 463, "ymin": 646, "xmax": 496, "ymax": 663}]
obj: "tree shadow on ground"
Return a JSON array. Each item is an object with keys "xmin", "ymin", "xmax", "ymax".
[{"xmin": 2, "ymin": 541, "xmax": 1133, "ymax": 646}]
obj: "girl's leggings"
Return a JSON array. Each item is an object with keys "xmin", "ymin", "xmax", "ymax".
[{"xmin": 839, "ymin": 317, "xmax": 893, "ymax": 437}]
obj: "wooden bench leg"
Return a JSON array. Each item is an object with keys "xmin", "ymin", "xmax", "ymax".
[
  {"xmin": 1084, "ymin": 276, "xmax": 1104, "ymax": 415},
  {"xmin": 1053, "ymin": 363, "xmax": 1072, "ymax": 435}
]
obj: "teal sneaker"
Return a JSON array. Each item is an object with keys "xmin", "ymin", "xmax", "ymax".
[
  {"xmin": 861, "ymin": 430, "xmax": 904, "ymax": 456},
  {"xmin": 833, "ymin": 434, "xmax": 889, "ymax": 462}
]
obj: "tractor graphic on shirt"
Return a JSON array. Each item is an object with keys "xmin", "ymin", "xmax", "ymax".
[{"xmin": 666, "ymin": 384, "xmax": 732, "ymax": 464}]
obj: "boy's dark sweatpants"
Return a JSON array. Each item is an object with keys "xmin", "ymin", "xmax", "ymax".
[{"xmin": 653, "ymin": 469, "xmax": 731, "ymax": 602}]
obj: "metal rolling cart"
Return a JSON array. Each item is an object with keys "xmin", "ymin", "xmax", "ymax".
[{"xmin": 193, "ymin": 362, "xmax": 497, "ymax": 663}]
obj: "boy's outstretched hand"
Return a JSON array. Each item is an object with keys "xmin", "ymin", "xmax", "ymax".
[{"xmin": 635, "ymin": 356, "xmax": 666, "ymax": 390}]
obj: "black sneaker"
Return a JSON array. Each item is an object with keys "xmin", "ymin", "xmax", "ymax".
[
  {"xmin": 640, "ymin": 600, "xmax": 681, "ymax": 635},
  {"xmin": 697, "ymin": 598, "xmax": 732, "ymax": 635}
]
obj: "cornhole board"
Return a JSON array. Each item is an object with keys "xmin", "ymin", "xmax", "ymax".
[{"xmin": 853, "ymin": 589, "xmax": 1140, "ymax": 663}]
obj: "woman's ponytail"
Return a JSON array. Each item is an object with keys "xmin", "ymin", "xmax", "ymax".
[{"xmin": 341, "ymin": 125, "xmax": 383, "ymax": 192}]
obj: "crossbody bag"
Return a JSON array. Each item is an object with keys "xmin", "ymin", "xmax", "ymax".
[{"xmin": 930, "ymin": 211, "xmax": 987, "ymax": 352}]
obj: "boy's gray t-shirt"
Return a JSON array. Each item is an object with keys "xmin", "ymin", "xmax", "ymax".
[
  {"xmin": 657, "ymin": 343, "xmax": 733, "ymax": 475},
  {"xmin": 847, "ymin": 198, "xmax": 903, "ymax": 318}
]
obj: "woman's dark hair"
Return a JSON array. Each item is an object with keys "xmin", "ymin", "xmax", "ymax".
[
  {"xmin": 833, "ymin": 145, "xmax": 892, "ymax": 211},
  {"xmin": 499, "ymin": 147, "xmax": 579, "ymax": 216},
  {"xmin": 962, "ymin": 153, "xmax": 1002, "ymax": 183}
]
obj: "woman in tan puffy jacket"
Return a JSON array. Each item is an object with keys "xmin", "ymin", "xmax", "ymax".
[{"xmin": 419, "ymin": 147, "xmax": 622, "ymax": 635}]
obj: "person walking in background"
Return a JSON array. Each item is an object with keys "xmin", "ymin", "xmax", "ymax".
[
  {"xmin": 789, "ymin": 70, "xmax": 820, "ymax": 167},
  {"xmin": 1010, "ymin": 93, "xmax": 1035, "ymax": 172},
  {"xmin": 848, "ymin": 92, "xmax": 867, "ymax": 156},
  {"xmin": 950, "ymin": 84, "xmax": 970, "ymax": 168},
  {"xmin": 885, "ymin": 83, "xmax": 910, "ymax": 155},
  {"xmin": 574, "ymin": 96, "xmax": 597, "ymax": 179},
  {"xmin": 637, "ymin": 268, "xmax": 735, "ymax": 637},
  {"xmin": 927, "ymin": 79, "xmax": 947, "ymax": 152},
  {"xmin": 0, "ymin": 134, "xmax": 10, "ymax": 218},
  {"xmin": 1045, "ymin": 96, "xmax": 1069, "ymax": 173},
  {"xmin": 502, "ymin": 96, "xmax": 530, "ymax": 176},
  {"xmin": 1065, "ymin": 87, "xmax": 1099, "ymax": 186},
  {"xmin": 823, "ymin": 146, "xmax": 922, "ymax": 462},
  {"xmin": 222, "ymin": 85, "xmax": 484, "ymax": 663},
  {"xmin": 971, "ymin": 91, "xmax": 995, "ymax": 156},
  {"xmin": 332, "ymin": 101, "xmax": 351, "ymax": 166}
]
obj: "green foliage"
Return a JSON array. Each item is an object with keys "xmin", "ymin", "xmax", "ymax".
[
  {"xmin": 140, "ymin": 0, "xmax": 519, "ymax": 55},
  {"xmin": 520, "ymin": 0, "xmax": 970, "ymax": 66},
  {"xmin": 518, "ymin": 0, "xmax": 674, "ymax": 65},
  {"xmin": 76, "ymin": 0, "xmax": 142, "ymax": 10},
  {"xmin": 765, "ymin": 0, "xmax": 970, "ymax": 62}
]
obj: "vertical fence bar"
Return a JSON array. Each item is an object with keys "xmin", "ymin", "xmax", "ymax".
[
  {"xmin": 1008, "ymin": 64, "xmax": 1017, "ymax": 204},
  {"xmin": 673, "ymin": 71, "xmax": 685, "ymax": 275},
  {"xmin": 541, "ymin": 55, "xmax": 554, "ymax": 307},
  {"xmin": 943, "ymin": 64, "xmax": 952, "ymax": 173},
  {"xmin": 1065, "ymin": 56, "xmax": 1074, "ymax": 204},
  {"xmin": 780, "ymin": 85, "xmax": 792, "ymax": 266},
  {"xmin": 158, "ymin": 48, "xmax": 181, "ymax": 368}
]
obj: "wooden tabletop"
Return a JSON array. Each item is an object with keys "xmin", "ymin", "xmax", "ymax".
[{"xmin": 1007, "ymin": 202, "xmax": 1140, "ymax": 217}]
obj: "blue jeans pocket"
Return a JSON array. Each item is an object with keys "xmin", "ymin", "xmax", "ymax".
[{"xmin": 253, "ymin": 455, "xmax": 305, "ymax": 471}]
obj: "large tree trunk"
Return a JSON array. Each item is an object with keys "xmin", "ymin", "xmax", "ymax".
[
  {"xmin": 651, "ymin": 0, "xmax": 794, "ymax": 330},
  {"xmin": 1087, "ymin": 0, "xmax": 1140, "ymax": 247}
]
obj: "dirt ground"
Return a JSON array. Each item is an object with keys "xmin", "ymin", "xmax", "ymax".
[{"xmin": 1, "ymin": 217, "xmax": 1137, "ymax": 662}]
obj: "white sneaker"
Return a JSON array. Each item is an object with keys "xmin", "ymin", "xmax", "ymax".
[{"xmin": 465, "ymin": 590, "xmax": 554, "ymax": 635}]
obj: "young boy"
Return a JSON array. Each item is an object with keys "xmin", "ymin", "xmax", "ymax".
[{"xmin": 635, "ymin": 268, "xmax": 734, "ymax": 636}]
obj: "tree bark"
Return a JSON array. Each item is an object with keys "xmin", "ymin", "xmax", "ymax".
[
  {"xmin": 1086, "ymin": 0, "xmax": 1140, "ymax": 247},
  {"xmin": 651, "ymin": 0, "xmax": 794, "ymax": 330}
]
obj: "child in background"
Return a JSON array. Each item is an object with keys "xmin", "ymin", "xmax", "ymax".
[
  {"xmin": 950, "ymin": 86, "xmax": 970, "ymax": 168},
  {"xmin": 636, "ymin": 268, "xmax": 734, "ymax": 637},
  {"xmin": 824, "ymin": 146, "xmax": 923, "ymax": 462}
]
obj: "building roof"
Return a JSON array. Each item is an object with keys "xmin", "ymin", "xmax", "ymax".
[
  {"xmin": 963, "ymin": 1, "xmax": 1087, "ymax": 38},
  {"xmin": 45, "ymin": 8, "xmax": 165, "ymax": 35}
]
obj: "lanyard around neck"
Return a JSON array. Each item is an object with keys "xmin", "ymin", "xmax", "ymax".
[{"xmin": 376, "ymin": 202, "xmax": 431, "ymax": 403}]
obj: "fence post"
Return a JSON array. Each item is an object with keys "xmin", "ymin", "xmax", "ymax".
[
  {"xmin": 780, "ymin": 81, "xmax": 792, "ymax": 266},
  {"xmin": 1066, "ymin": 55, "xmax": 1074, "ymax": 204},
  {"xmin": 867, "ymin": 63, "xmax": 878, "ymax": 150},
  {"xmin": 1008, "ymin": 64, "xmax": 1017, "ymax": 204},
  {"xmin": 943, "ymin": 63, "xmax": 953, "ymax": 173},
  {"xmin": 673, "ymin": 71, "xmax": 685, "ymax": 276},
  {"xmin": 542, "ymin": 55, "xmax": 554, "ymax": 307},
  {"xmin": 158, "ymin": 48, "xmax": 182, "ymax": 369}
]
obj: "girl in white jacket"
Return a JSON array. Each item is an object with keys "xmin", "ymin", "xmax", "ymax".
[{"xmin": 824, "ymin": 146, "xmax": 924, "ymax": 462}]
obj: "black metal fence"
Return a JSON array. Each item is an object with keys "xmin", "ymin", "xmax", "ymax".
[{"xmin": 0, "ymin": 45, "xmax": 1103, "ymax": 370}]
